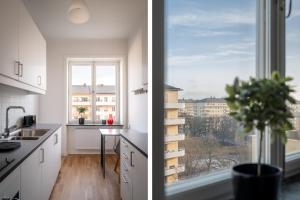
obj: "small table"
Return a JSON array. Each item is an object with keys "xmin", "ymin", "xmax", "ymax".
[{"xmin": 99, "ymin": 129, "xmax": 121, "ymax": 178}]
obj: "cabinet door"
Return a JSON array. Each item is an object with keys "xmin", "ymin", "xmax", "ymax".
[
  {"xmin": 121, "ymin": 173, "xmax": 132, "ymax": 200},
  {"xmin": 21, "ymin": 148, "xmax": 42, "ymax": 200},
  {"xmin": 54, "ymin": 128, "xmax": 62, "ymax": 179},
  {"xmin": 18, "ymin": 0, "xmax": 41, "ymax": 87},
  {"xmin": 41, "ymin": 134, "xmax": 56, "ymax": 200},
  {"xmin": 129, "ymin": 147, "xmax": 147, "ymax": 200},
  {"xmin": 0, "ymin": 0, "xmax": 19, "ymax": 79}
]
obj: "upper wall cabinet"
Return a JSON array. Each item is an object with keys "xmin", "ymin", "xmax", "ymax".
[
  {"xmin": 0, "ymin": 0, "xmax": 19, "ymax": 80},
  {"xmin": 0, "ymin": 0, "xmax": 46, "ymax": 94}
]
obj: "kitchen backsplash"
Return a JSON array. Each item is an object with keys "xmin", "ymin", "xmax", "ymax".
[{"xmin": 0, "ymin": 85, "xmax": 39, "ymax": 133}]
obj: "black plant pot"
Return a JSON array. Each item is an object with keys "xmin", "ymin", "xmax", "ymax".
[
  {"xmin": 232, "ymin": 163, "xmax": 282, "ymax": 200},
  {"xmin": 79, "ymin": 118, "xmax": 85, "ymax": 125}
]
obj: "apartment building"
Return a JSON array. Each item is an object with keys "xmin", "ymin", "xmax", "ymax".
[
  {"xmin": 164, "ymin": 85, "xmax": 185, "ymax": 184},
  {"xmin": 180, "ymin": 98, "xmax": 230, "ymax": 117},
  {"xmin": 71, "ymin": 85, "xmax": 116, "ymax": 121}
]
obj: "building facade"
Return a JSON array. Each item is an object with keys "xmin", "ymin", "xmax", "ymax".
[
  {"xmin": 164, "ymin": 85, "xmax": 185, "ymax": 184},
  {"xmin": 71, "ymin": 85, "xmax": 116, "ymax": 121}
]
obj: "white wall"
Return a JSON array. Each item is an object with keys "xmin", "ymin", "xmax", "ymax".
[
  {"xmin": 127, "ymin": 16, "xmax": 148, "ymax": 133},
  {"xmin": 0, "ymin": 84, "xmax": 39, "ymax": 133},
  {"xmin": 39, "ymin": 39, "xmax": 128, "ymax": 155}
]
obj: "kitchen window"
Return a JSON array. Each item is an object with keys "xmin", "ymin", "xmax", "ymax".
[{"xmin": 68, "ymin": 60, "xmax": 120, "ymax": 123}]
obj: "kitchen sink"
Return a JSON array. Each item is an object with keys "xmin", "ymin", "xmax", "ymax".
[
  {"xmin": 6, "ymin": 128, "xmax": 49, "ymax": 141},
  {"xmin": 10, "ymin": 136, "xmax": 39, "ymax": 140},
  {"xmin": 11, "ymin": 129, "xmax": 49, "ymax": 137}
]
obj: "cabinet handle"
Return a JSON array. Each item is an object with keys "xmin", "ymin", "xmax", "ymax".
[
  {"xmin": 19, "ymin": 63, "xmax": 23, "ymax": 77},
  {"xmin": 130, "ymin": 151, "xmax": 135, "ymax": 167},
  {"xmin": 2, "ymin": 197, "xmax": 11, "ymax": 200},
  {"xmin": 40, "ymin": 148, "xmax": 45, "ymax": 163},
  {"xmin": 55, "ymin": 134, "xmax": 58, "ymax": 144},
  {"xmin": 14, "ymin": 61, "xmax": 20, "ymax": 76},
  {"xmin": 37, "ymin": 75, "xmax": 41, "ymax": 85}
]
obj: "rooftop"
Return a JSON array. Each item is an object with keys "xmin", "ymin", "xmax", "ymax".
[
  {"xmin": 180, "ymin": 97, "xmax": 226, "ymax": 104},
  {"xmin": 72, "ymin": 85, "xmax": 115, "ymax": 94},
  {"xmin": 165, "ymin": 84, "xmax": 182, "ymax": 91}
]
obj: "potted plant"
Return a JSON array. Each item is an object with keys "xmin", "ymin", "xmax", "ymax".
[
  {"xmin": 225, "ymin": 71, "xmax": 295, "ymax": 200},
  {"xmin": 77, "ymin": 107, "xmax": 87, "ymax": 125}
]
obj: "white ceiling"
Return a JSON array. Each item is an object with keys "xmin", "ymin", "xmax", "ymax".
[{"xmin": 23, "ymin": 0, "xmax": 147, "ymax": 40}]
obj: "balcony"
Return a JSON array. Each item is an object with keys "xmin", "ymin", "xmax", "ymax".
[
  {"xmin": 164, "ymin": 118, "xmax": 185, "ymax": 126},
  {"xmin": 165, "ymin": 149, "xmax": 185, "ymax": 159},
  {"xmin": 165, "ymin": 103, "xmax": 185, "ymax": 109},
  {"xmin": 165, "ymin": 134, "xmax": 185, "ymax": 142},
  {"xmin": 165, "ymin": 164, "xmax": 185, "ymax": 176}
]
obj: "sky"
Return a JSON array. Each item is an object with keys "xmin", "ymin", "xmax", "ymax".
[
  {"xmin": 72, "ymin": 65, "xmax": 116, "ymax": 86},
  {"xmin": 166, "ymin": 0, "xmax": 300, "ymax": 100}
]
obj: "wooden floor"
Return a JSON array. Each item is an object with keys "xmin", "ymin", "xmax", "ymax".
[{"xmin": 50, "ymin": 154, "xmax": 120, "ymax": 200}]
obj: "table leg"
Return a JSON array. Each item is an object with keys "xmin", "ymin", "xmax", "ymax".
[
  {"xmin": 101, "ymin": 134, "xmax": 103, "ymax": 167},
  {"xmin": 103, "ymin": 135, "xmax": 106, "ymax": 178}
]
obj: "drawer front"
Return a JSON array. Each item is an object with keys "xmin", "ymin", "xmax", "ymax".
[
  {"xmin": 0, "ymin": 167, "xmax": 20, "ymax": 199},
  {"xmin": 120, "ymin": 138, "xmax": 130, "ymax": 153},
  {"xmin": 120, "ymin": 138, "xmax": 130, "ymax": 166},
  {"xmin": 120, "ymin": 172, "xmax": 132, "ymax": 200}
]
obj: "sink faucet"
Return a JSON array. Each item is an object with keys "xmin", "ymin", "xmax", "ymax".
[{"xmin": 4, "ymin": 106, "xmax": 26, "ymax": 138}]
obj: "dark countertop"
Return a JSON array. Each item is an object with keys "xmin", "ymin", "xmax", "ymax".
[
  {"xmin": 0, "ymin": 124, "xmax": 61, "ymax": 183},
  {"xmin": 67, "ymin": 123, "xmax": 123, "ymax": 127},
  {"xmin": 99, "ymin": 129, "xmax": 148, "ymax": 157}
]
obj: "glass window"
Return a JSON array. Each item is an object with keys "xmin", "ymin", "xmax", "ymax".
[
  {"xmin": 164, "ymin": 0, "xmax": 256, "ymax": 185},
  {"xmin": 96, "ymin": 65, "xmax": 117, "ymax": 121},
  {"xmin": 286, "ymin": 1, "xmax": 300, "ymax": 156},
  {"xmin": 69, "ymin": 62, "xmax": 119, "ymax": 123},
  {"xmin": 71, "ymin": 65, "xmax": 92, "ymax": 121}
]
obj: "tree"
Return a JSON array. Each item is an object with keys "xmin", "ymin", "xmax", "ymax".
[{"xmin": 225, "ymin": 71, "xmax": 295, "ymax": 175}]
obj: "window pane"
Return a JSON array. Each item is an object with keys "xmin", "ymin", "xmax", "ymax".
[
  {"xmin": 95, "ymin": 65, "xmax": 117, "ymax": 121},
  {"xmin": 286, "ymin": 1, "xmax": 300, "ymax": 156},
  {"xmin": 164, "ymin": 0, "xmax": 256, "ymax": 184},
  {"xmin": 71, "ymin": 65, "xmax": 92, "ymax": 121}
]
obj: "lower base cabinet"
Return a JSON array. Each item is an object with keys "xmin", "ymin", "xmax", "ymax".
[
  {"xmin": 120, "ymin": 137, "xmax": 147, "ymax": 200},
  {"xmin": 21, "ymin": 127, "xmax": 62, "ymax": 200},
  {"xmin": 0, "ymin": 167, "xmax": 20, "ymax": 199}
]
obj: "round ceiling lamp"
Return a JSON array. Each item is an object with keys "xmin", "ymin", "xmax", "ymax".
[{"xmin": 68, "ymin": 0, "xmax": 90, "ymax": 24}]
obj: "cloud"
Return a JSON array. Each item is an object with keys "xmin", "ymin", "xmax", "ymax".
[
  {"xmin": 192, "ymin": 30, "xmax": 240, "ymax": 37},
  {"xmin": 168, "ymin": 40, "xmax": 255, "ymax": 68},
  {"xmin": 169, "ymin": 9, "xmax": 255, "ymax": 28}
]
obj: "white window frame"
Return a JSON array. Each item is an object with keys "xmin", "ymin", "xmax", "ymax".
[
  {"xmin": 153, "ymin": 0, "xmax": 292, "ymax": 200},
  {"xmin": 68, "ymin": 60, "xmax": 120, "ymax": 124}
]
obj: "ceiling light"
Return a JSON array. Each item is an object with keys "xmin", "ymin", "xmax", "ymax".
[{"xmin": 68, "ymin": 0, "xmax": 90, "ymax": 24}]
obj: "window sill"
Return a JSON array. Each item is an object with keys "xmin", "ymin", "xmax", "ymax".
[
  {"xmin": 286, "ymin": 154, "xmax": 300, "ymax": 178},
  {"xmin": 166, "ymin": 170, "xmax": 233, "ymax": 200},
  {"xmin": 66, "ymin": 123, "xmax": 123, "ymax": 127}
]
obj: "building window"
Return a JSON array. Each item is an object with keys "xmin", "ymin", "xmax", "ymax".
[{"xmin": 68, "ymin": 61, "xmax": 119, "ymax": 122}]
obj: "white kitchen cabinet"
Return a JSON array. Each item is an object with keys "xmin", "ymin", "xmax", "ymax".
[
  {"xmin": 0, "ymin": 0, "xmax": 46, "ymax": 94},
  {"xmin": 130, "ymin": 145, "xmax": 147, "ymax": 200},
  {"xmin": 0, "ymin": 0, "xmax": 19, "ymax": 80},
  {"xmin": 42, "ymin": 128, "xmax": 61, "ymax": 200},
  {"xmin": 0, "ymin": 167, "xmax": 20, "ymax": 200},
  {"xmin": 21, "ymin": 128, "xmax": 62, "ymax": 200},
  {"xmin": 19, "ymin": 0, "xmax": 46, "ymax": 90},
  {"xmin": 21, "ymin": 147, "xmax": 42, "ymax": 200},
  {"xmin": 120, "ymin": 137, "xmax": 147, "ymax": 200}
]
